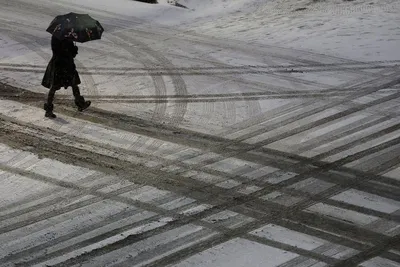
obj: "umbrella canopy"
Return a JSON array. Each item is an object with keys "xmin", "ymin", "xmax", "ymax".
[{"xmin": 46, "ymin": 12, "xmax": 104, "ymax": 43}]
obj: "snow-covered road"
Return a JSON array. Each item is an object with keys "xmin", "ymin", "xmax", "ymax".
[{"xmin": 0, "ymin": 0, "xmax": 399, "ymax": 266}]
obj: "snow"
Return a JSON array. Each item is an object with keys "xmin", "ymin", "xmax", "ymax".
[
  {"xmin": 248, "ymin": 107, "xmax": 344, "ymax": 145},
  {"xmin": 159, "ymin": 196, "xmax": 196, "ymax": 210},
  {"xmin": 0, "ymin": 200, "xmax": 133, "ymax": 258},
  {"xmin": 172, "ymin": 237, "xmax": 299, "ymax": 267},
  {"xmin": 359, "ymin": 257, "xmax": 400, "ymax": 267},
  {"xmin": 300, "ymin": 118, "xmax": 400, "ymax": 158},
  {"xmin": 215, "ymin": 179, "xmax": 242, "ymax": 189},
  {"xmin": 306, "ymin": 203, "xmax": 380, "ymax": 226},
  {"xmin": 261, "ymin": 191, "xmax": 304, "ymax": 207},
  {"xmin": 121, "ymin": 185, "xmax": 172, "ymax": 204},
  {"xmin": 242, "ymin": 166, "xmax": 280, "ymax": 180},
  {"xmin": 330, "ymin": 189, "xmax": 400, "ymax": 214},
  {"xmin": 288, "ymin": 177, "xmax": 335, "ymax": 195},
  {"xmin": 206, "ymin": 157, "xmax": 261, "ymax": 174},
  {"xmin": 237, "ymin": 185, "xmax": 262, "ymax": 195},
  {"xmin": 32, "ymin": 219, "xmax": 175, "ymax": 267},
  {"xmin": 0, "ymin": 171, "xmax": 57, "ymax": 208},
  {"xmin": 182, "ymin": 152, "xmax": 223, "ymax": 165},
  {"xmin": 383, "ymin": 167, "xmax": 400, "ymax": 181},
  {"xmin": 179, "ymin": 203, "xmax": 213, "ymax": 216},
  {"xmin": 250, "ymin": 224, "xmax": 326, "ymax": 251},
  {"xmin": 75, "ymin": 224, "xmax": 212, "ymax": 267},
  {"xmin": 175, "ymin": 0, "xmax": 400, "ymax": 61},
  {"xmin": 324, "ymin": 128, "xmax": 400, "ymax": 162},
  {"xmin": 267, "ymin": 114, "xmax": 369, "ymax": 152}
]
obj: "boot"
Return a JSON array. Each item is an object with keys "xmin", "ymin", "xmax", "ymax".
[
  {"xmin": 44, "ymin": 103, "xmax": 56, "ymax": 118},
  {"xmin": 74, "ymin": 96, "xmax": 91, "ymax": 112}
]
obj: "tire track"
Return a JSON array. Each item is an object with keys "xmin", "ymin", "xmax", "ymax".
[
  {"xmin": 10, "ymin": 0, "xmax": 396, "ymax": 84},
  {"xmin": 104, "ymin": 34, "xmax": 169, "ymax": 156},
  {"xmin": 1, "ymin": 118, "xmax": 398, "ymax": 267},
  {"xmin": 216, "ymin": 68, "xmax": 396, "ymax": 139},
  {"xmin": 117, "ymin": 24, "xmax": 392, "ymax": 109},
  {"xmin": 4, "ymin": 72, "xmax": 398, "ymax": 196},
  {"xmin": 126, "ymin": 26, "xmax": 378, "ymax": 78},
  {"xmin": 2, "ymin": 209, "xmax": 157, "ymax": 266},
  {"xmin": 128, "ymin": 32, "xmax": 335, "ymax": 91},
  {"xmin": 1, "ymin": 59, "xmax": 399, "ymax": 71},
  {"xmin": 105, "ymin": 34, "xmax": 168, "ymax": 124},
  {"xmin": 348, "ymin": 143, "xmax": 400, "ymax": 174},
  {"xmin": 225, "ymin": 70, "xmax": 400, "ymax": 144},
  {"xmin": 116, "ymin": 31, "xmax": 189, "ymax": 127},
  {"xmin": 1, "ymin": 87, "xmax": 358, "ymax": 102},
  {"xmin": 6, "ymin": 71, "xmax": 399, "ymax": 201},
  {"xmin": 291, "ymin": 116, "xmax": 394, "ymax": 155},
  {"xmin": 0, "ymin": 173, "xmax": 122, "ymax": 225},
  {"xmin": 326, "ymin": 136, "xmax": 400, "ymax": 169},
  {"xmin": 91, "ymin": 64, "xmax": 400, "ymax": 203},
  {"xmin": 144, "ymin": 189, "xmax": 398, "ymax": 267},
  {"xmin": 255, "ymin": 90, "xmax": 400, "ymax": 149},
  {"xmin": 2, "ymin": 115, "xmax": 396, "ymax": 224},
  {"xmin": 1, "ymin": 64, "xmax": 397, "ymax": 77},
  {"xmin": 313, "ymin": 122, "xmax": 400, "ymax": 161},
  {"xmin": 2, "ymin": 116, "xmax": 396, "ymax": 223},
  {"xmin": 329, "ymin": 235, "xmax": 400, "ymax": 267},
  {"xmin": 98, "ymin": 30, "xmax": 187, "ymax": 155}
]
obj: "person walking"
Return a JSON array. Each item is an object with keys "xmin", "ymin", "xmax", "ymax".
[{"xmin": 42, "ymin": 35, "xmax": 91, "ymax": 118}]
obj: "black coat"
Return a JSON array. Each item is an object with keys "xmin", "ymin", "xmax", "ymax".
[{"xmin": 42, "ymin": 36, "xmax": 81, "ymax": 89}]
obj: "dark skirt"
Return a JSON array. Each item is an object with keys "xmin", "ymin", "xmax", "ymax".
[{"xmin": 42, "ymin": 56, "xmax": 81, "ymax": 90}]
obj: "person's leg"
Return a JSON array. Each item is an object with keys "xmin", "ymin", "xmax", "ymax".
[
  {"xmin": 72, "ymin": 85, "xmax": 91, "ymax": 111},
  {"xmin": 44, "ymin": 87, "xmax": 58, "ymax": 118}
]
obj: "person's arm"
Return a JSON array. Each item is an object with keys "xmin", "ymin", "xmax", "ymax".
[
  {"xmin": 51, "ymin": 36, "xmax": 63, "ymax": 55},
  {"xmin": 72, "ymin": 44, "xmax": 78, "ymax": 58},
  {"xmin": 65, "ymin": 41, "xmax": 78, "ymax": 58}
]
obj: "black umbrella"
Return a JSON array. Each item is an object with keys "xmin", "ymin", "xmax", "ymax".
[{"xmin": 46, "ymin": 12, "xmax": 104, "ymax": 43}]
